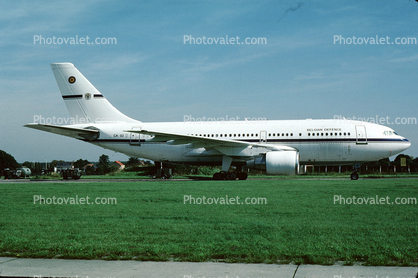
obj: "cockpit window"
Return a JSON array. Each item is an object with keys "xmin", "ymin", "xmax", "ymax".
[{"xmin": 383, "ymin": 130, "xmax": 398, "ymax": 136}]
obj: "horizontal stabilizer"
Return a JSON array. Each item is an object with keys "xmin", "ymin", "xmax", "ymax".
[{"xmin": 24, "ymin": 123, "xmax": 99, "ymax": 141}]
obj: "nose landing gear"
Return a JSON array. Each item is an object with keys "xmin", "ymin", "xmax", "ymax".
[{"xmin": 350, "ymin": 163, "xmax": 361, "ymax": 180}]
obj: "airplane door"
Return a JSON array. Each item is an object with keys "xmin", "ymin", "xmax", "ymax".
[
  {"xmin": 355, "ymin": 125, "xmax": 367, "ymax": 145},
  {"xmin": 130, "ymin": 127, "xmax": 141, "ymax": 146},
  {"xmin": 260, "ymin": 130, "xmax": 267, "ymax": 143}
]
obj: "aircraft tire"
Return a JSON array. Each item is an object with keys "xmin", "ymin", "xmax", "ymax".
[
  {"xmin": 237, "ymin": 172, "xmax": 248, "ymax": 180},
  {"xmin": 350, "ymin": 172, "xmax": 359, "ymax": 180},
  {"xmin": 213, "ymin": 172, "xmax": 222, "ymax": 180},
  {"xmin": 226, "ymin": 172, "xmax": 237, "ymax": 180}
]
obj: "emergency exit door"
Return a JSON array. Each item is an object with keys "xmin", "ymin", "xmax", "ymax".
[
  {"xmin": 260, "ymin": 130, "xmax": 267, "ymax": 143},
  {"xmin": 355, "ymin": 125, "xmax": 367, "ymax": 144},
  {"xmin": 129, "ymin": 127, "xmax": 141, "ymax": 146}
]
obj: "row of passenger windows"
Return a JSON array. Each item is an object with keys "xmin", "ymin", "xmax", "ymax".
[
  {"xmin": 308, "ymin": 132, "xmax": 350, "ymax": 136},
  {"xmin": 189, "ymin": 132, "xmax": 350, "ymax": 137},
  {"xmin": 190, "ymin": 133, "xmax": 261, "ymax": 138}
]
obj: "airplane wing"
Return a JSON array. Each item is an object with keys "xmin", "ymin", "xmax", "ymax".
[
  {"xmin": 24, "ymin": 123, "xmax": 100, "ymax": 141},
  {"xmin": 125, "ymin": 129, "xmax": 297, "ymax": 157}
]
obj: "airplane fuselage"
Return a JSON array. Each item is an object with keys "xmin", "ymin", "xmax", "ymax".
[{"xmin": 73, "ymin": 119, "xmax": 410, "ymax": 166}]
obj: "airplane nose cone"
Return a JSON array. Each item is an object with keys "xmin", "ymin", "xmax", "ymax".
[
  {"xmin": 402, "ymin": 138, "xmax": 411, "ymax": 149},
  {"xmin": 391, "ymin": 138, "xmax": 411, "ymax": 156}
]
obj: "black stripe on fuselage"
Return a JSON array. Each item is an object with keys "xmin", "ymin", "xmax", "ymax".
[{"xmin": 62, "ymin": 95, "xmax": 83, "ymax": 99}]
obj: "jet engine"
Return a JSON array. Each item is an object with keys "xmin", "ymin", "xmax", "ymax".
[{"xmin": 246, "ymin": 151, "xmax": 299, "ymax": 175}]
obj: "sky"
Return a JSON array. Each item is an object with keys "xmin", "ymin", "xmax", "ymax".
[{"xmin": 1, "ymin": 0, "xmax": 418, "ymax": 163}]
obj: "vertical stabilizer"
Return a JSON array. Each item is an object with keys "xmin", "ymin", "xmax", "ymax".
[{"xmin": 51, "ymin": 63, "xmax": 137, "ymax": 123}]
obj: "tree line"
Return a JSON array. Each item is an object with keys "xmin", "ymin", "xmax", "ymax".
[{"xmin": 1, "ymin": 149, "xmax": 418, "ymax": 176}]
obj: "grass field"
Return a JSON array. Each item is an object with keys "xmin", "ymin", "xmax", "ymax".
[{"xmin": 0, "ymin": 178, "xmax": 417, "ymax": 266}]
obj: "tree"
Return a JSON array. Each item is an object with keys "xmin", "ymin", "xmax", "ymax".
[
  {"xmin": 22, "ymin": 161, "xmax": 33, "ymax": 169},
  {"xmin": 0, "ymin": 150, "xmax": 19, "ymax": 170},
  {"xmin": 97, "ymin": 154, "xmax": 110, "ymax": 174},
  {"xmin": 126, "ymin": 157, "xmax": 140, "ymax": 167},
  {"xmin": 74, "ymin": 159, "xmax": 89, "ymax": 169},
  {"xmin": 49, "ymin": 160, "xmax": 59, "ymax": 169}
]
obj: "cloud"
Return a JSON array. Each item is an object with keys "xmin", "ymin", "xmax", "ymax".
[{"xmin": 390, "ymin": 54, "xmax": 418, "ymax": 63}]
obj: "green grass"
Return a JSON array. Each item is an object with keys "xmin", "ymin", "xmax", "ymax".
[{"xmin": 0, "ymin": 179, "xmax": 417, "ymax": 266}]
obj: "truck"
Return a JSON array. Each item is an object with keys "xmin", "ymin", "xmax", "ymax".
[{"xmin": 60, "ymin": 168, "xmax": 82, "ymax": 180}]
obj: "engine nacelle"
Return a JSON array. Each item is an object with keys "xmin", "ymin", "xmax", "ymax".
[{"xmin": 246, "ymin": 151, "xmax": 299, "ymax": 175}]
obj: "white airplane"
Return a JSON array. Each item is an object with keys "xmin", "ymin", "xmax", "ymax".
[{"xmin": 25, "ymin": 63, "xmax": 411, "ymax": 180}]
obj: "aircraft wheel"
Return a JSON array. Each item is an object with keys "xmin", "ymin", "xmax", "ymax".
[
  {"xmin": 237, "ymin": 172, "xmax": 248, "ymax": 180},
  {"xmin": 226, "ymin": 172, "xmax": 237, "ymax": 180},
  {"xmin": 213, "ymin": 172, "xmax": 222, "ymax": 180},
  {"xmin": 350, "ymin": 172, "xmax": 359, "ymax": 180}
]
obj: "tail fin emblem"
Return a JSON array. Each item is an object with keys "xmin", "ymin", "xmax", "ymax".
[{"xmin": 68, "ymin": 76, "xmax": 76, "ymax": 84}]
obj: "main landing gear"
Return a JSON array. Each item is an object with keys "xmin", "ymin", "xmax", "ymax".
[
  {"xmin": 212, "ymin": 156, "xmax": 248, "ymax": 180},
  {"xmin": 153, "ymin": 162, "xmax": 172, "ymax": 179},
  {"xmin": 213, "ymin": 171, "xmax": 248, "ymax": 180}
]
